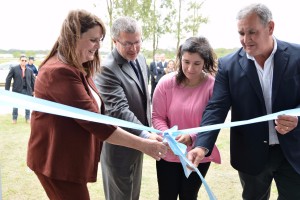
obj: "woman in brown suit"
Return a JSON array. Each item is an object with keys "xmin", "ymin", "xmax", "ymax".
[{"xmin": 27, "ymin": 9, "xmax": 167, "ymax": 200}]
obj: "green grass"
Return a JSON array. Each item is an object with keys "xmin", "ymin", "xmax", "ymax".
[{"xmin": 0, "ymin": 114, "xmax": 278, "ymax": 199}]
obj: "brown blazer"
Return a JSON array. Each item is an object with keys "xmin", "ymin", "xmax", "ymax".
[{"xmin": 27, "ymin": 57, "xmax": 116, "ymax": 184}]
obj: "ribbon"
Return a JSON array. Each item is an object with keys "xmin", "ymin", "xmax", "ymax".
[
  {"xmin": 1, "ymin": 89, "xmax": 300, "ymax": 200},
  {"xmin": 163, "ymin": 127, "xmax": 217, "ymax": 199}
]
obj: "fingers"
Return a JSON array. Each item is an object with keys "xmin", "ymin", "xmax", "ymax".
[
  {"xmin": 275, "ymin": 125, "xmax": 291, "ymax": 135},
  {"xmin": 275, "ymin": 115, "xmax": 298, "ymax": 135},
  {"xmin": 148, "ymin": 133, "xmax": 163, "ymax": 142},
  {"xmin": 176, "ymin": 134, "xmax": 192, "ymax": 146},
  {"xmin": 187, "ymin": 147, "xmax": 205, "ymax": 167},
  {"xmin": 150, "ymin": 141, "xmax": 168, "ymax": 161}
]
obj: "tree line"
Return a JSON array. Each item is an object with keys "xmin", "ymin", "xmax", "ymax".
[
  {"xmin": 1, "ymin": 0, "xmax": 239, "ymax": 61},
  {"xmin": 104, "ymin": 0, "xmax": 208, "ymax": 58}
]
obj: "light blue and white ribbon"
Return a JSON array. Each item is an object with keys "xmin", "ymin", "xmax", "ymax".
[
  {"xmin": 163, "ymin": 127, "xmax": 217, "ymax": 199},
  {"xmin": 1, "ymin": 89, "xmax": 300, "ymax": 200}
]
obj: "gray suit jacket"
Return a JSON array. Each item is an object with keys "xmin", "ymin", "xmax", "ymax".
[{"xmin": 94, "ymin": 48, "xmax": 151, "ymax": 165}]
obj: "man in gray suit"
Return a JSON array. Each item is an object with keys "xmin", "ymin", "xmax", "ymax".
[{"xmin": 94, "ymin": 17, "xmax": 163, "ymax": 200}]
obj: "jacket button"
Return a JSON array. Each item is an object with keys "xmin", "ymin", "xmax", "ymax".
[{"xmin": 263, "ymin": 141, "xmax": 268, "ymax": 143}]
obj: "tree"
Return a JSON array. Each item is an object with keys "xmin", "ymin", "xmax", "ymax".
[
  {"xmin": 175, "ymin": 0, "xmax": 183, "ymax": 50},
  {"xmin": 105, "ymin": 0, "xmax": 113, "ymax": 50},
  {"xmin": 148, "ymin": 0, "xmax": 176, "ymax": 58},
  {"xmin": 104, "ymin": 0, "xmax": 153, "ymax": 51},
  {"xmin": 183, "ymin": 1, "xmax": 208, "ymax": 36},
  {"xmin": 102, "ymin": 0, "xmax": 208, "ymax": 56},
  {"xmin": 173, "ymin": 0, "xmax": 207, "ymax": 50}
]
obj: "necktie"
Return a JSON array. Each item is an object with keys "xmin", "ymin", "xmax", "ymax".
[
  {"xmin": 129, "ymin": 60, "xmax": 145, "ymax": 90},
  {"xmin": 130, "ymin": 61, "xmax": 141, "ymax": 80}
]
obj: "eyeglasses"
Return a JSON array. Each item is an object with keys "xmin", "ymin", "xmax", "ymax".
[
  {"xmin": 116, "ymin": 39, "xmax": 142, "ymax": 49},
  {"xmin": 21, "ymin": 60, "xmax": 27, "ymax": 62}
]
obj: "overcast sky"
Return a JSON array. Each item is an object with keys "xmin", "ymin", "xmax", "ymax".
[{"xmin": 0, "ymin": 0, "xmax": 299, "ymax": 50}]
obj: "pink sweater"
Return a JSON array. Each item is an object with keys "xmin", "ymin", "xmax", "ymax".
[{"xmin": 152, "ymin": 72, "xmax": 221, "ymax": 164}]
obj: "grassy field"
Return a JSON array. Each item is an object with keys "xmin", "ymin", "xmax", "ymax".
[{"xmin": 0, "ymin": 113, "xmax": 279, "ymax": 200}]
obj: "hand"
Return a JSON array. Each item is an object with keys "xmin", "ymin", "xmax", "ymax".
[
  {"xmin": 175, "ymin": 134, "xmax": 192, "ymax": 146},
  {"xmin": 148, "ymin": 132, "xmax": 163, "ymax": 142},
  {"xmin": 275, "ymin": 114, "xmax": 298, "ymax": 135},
  {"xmin": 186, "ymin": 147, "xmax": 206, "ymax": 169},
  {"xmin": 148, "ymin": 133, "xmax": 174, "ymax": 156},
  {"xmin": 142, "ymin": 139, "xmax": 167, "ymax": 161}
]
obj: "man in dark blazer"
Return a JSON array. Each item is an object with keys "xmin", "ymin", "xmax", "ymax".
[
  {"xmin": 94, "ymin": 17, "xmax": 162, "ymax": 200},
  {"xmin": 156, "ymin": 53, "xmax": 167, "ymax": 81},
  {"xmin": 187, "ymin": 3, "xmax": 300, "ymax": 199},
  {"xmin": 149, "ymin": 53, "xmax": 160, "ymax": 100},
  {"xmin": 5, "ymin": 55, "xmax": 35, "ymax": 123},
  {"xmin": 149, "ymin": 53, "xmax": 167, "ymax": 101}
]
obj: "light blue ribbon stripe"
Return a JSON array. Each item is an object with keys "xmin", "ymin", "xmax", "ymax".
[
  {"xmin": 1, "ymin": 89, "xmax": 216, "ymax": 199},
  {"xmin": 177, "ymin": 108, "xmax": 300, "ymax": 135},
  {"xmin": 0, "ymin": 89, "xmax": 158, "ymax": 133},
  {"xmin": 2, "ymin": 89, "xmax": 300, "ymax": 200}
]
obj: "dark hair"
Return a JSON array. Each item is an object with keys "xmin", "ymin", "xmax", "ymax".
[
  {"xmin": 39, "ymin": 9, "xmax": 106, "ymax": 77},
  {"xmin": 19, "ymin": 55, "xmax": 27, "ymax": 60},
  {"xmin": 175, "ymin": 36, "xmax": 217, "ymax": 85}
]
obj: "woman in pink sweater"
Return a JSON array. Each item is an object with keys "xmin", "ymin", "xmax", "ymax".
[{"xmin": 152, "ymin": 36, "xmax": 221, "ymax": 200}]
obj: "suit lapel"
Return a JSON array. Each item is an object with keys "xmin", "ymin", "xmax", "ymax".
[
  {"xmin": 239, "ymin": 51, "xmax": 265, "ymax": 105},
  {"xmin": 123, "ymin": 62, "xmax": 139, "ymax": 82},
  {"xmin": 17, "ymin": 65, "xmax": 22, "ymax": 78},
  {"xmin": 272, "ymin": 42, "xmax": 289, "ymax": 103},
  {"xmin": 112, "ymin": 48, "xmax": 145, "ymax": 94}
]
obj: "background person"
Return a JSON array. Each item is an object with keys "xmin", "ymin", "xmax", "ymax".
[
  {"xmin": 155, "ymin": 53, "xmax": 167, "ymax": 83},
  {"xmin": 5, "ymin": 55, "xmax": 35, "ymax": 123},
  {"xmin": 27, "ymin": 10, "xmax": 167, "ymax": 200},
  {"xmin": 188, "ymin": 3, "xmax": 300, "ymax": 199},
  {"xmin": 159, "ymin": 53, "xmax": 168, "ymax": 69},
  {"xmin": 26, "ymin": 56, "xmax": 38, "ymax": 76},
  {"xmin": 149, "ymin": 53, "xmax": 160, "ymax": 100},
  {"xmin": 152, "ymin": 36, "xmax": 221, "ymax": 200},
  {"xmin": 164, "ymin": 59, "xmax": 176, "ymax": 74},
  {"xmin": 94, "ymin": 16, "xmax": 161, "ymax": 200}
]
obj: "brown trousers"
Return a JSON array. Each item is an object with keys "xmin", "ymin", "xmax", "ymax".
[{"xmin": 35, "ymin": 172, "xmax": 90, "ymax": 200}]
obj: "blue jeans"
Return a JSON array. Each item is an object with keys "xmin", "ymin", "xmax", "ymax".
[{"xmin": 12, "ymin": 88, "xmax": 30, "ymax": 120}]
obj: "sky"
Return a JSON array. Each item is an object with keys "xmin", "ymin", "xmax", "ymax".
[{"xmin": 0, "ymin": 0, "xmax": 299, "ymax": 50}]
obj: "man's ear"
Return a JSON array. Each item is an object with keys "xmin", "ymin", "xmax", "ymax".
[{"xmin": 268, "ymin": 20, "xmax": 275, "ymax": 35}]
